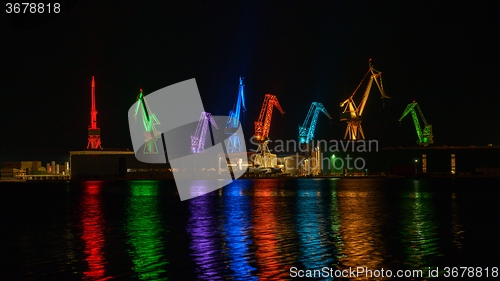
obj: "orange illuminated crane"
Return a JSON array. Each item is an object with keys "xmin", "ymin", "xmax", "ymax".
[
  {"xmin": 253, "ymin": 94, "xmax": 285, "ymax": 168},
  {"xmin": 340, "ymin": 59, "xmax": 390, "ymax": 140}
]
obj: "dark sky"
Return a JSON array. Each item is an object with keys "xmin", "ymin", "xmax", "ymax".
[{"xmin": 2, "ymin": 1, "xmax": 500, "ymax": 163}]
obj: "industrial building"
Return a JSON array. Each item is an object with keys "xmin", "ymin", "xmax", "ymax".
[
  {"xmin": 69, "ymin": 150, "xmax": 172, "ymax": 180},
  {"xmin": 1, "ymin": 160, "xmax": 70, "ymax": 180},
  {"xmin": 316, "ymin": 145, "xmax": 500, "ymax": 176}
]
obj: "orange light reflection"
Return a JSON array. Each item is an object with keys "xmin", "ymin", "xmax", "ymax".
[
  {"xmin": 336, "ymin": 180, "xmax": 388, "ymax": 277},
  {"xmin": 253, "ymin": 180, "xmax": 289, "ymax": 280}
]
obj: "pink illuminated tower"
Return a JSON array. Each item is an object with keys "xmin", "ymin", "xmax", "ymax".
[{"xmin": 87, "ymin": 76, "xmax": 102, "ymax": 149}]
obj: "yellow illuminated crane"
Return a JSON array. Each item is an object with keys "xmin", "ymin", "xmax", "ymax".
[{"xmin": 340, "ymin": 59, "xmax": 390, "ymax": 140}]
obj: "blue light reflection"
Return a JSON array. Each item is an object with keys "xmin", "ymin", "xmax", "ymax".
[{"xmin": 221, "ymin": 180, "xmax": 257, "ymax": 280}]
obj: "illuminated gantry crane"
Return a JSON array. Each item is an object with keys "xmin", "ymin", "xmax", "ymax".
[
  {"xmin": 253, "ymin": 94, "xmax": 285, "ymax": 168},
  {"xmin": 225, "ymin": 77, "xmax": 246, "ymax": 153},
  {"xmin": 399, "ymin": 101, "xmax": 434, "ymax": 146},
  {"xmin": 191, "ymin": 112, "xmax": 219, "ymax": 153},
  {"xmin": 87, "ymin": 76, "xmax": 102, "ymax": 150},
  {"xmin": 298, "ymin": 102, "xmax": 332, "ymax": 152},
  {"xmin": 134, "ymin": 89, "xmax": 161, "ymax": 154},
  {"xmin": 340, "ymin": 59, "xmax": 390, "ymax": 140}
]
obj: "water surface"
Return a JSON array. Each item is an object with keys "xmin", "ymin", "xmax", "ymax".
[{"xmin": 1, "ymin": 178, "xmax": 499, "ymax": 280}]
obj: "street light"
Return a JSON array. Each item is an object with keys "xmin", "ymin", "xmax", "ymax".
[{"xmin": 331, "ymin": 154, "xmax": 335, "ymax": 175}]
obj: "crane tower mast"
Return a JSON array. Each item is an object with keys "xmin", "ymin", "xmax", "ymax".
[{"xmin": 87, "ymin": 76, "xmax": 102, "ymax": 150}]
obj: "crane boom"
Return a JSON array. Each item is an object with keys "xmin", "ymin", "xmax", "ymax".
[
  {"xmin": 251, "ymin": 94, "xmax": 285, "ymax": 169},
  {"xmin": 340, "ymin": 59, "xmax": 390, "ymax": 140},
  {"xmin": 134, "ymin": 89, "xmax": 161, "ymax": 154},
  {"xmin": 225, "ymin": 77, "xmax": 246, "ymax": 153},
  {"xmin": 399, "ymin": 101, "xmax": 433, "ymax": 146},
  {"xmin": 254, "ymin": 94, "xmax": 285, "ymax": 142},
  {"xmin": 191, "ymin": 112, "xmax": 219, "ymax": 153},
  {"xmin": 299, "ymin": 102, "xmax": 332, "ymax": 145},
  {"xmin": 226, "ymin": 77, "xmax": 246, "ymax": 132}
]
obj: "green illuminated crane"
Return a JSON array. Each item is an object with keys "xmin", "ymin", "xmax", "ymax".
[
  {"xmin": 399, "ymin": 101, "xmax": 433, "ymax": 146},
  {"xmin": 134, "ymin": 89, "xmax": 161, "ymax": 154}
]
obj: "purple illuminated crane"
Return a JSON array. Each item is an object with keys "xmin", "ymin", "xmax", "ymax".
[{"xmin": 191, "ymin": 112, "xmax": 219, "ymax": 153}]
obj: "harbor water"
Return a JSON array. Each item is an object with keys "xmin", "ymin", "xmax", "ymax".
[{"xmin": 1, "ymin": 178, "xmax": 500, "ymax": 280}]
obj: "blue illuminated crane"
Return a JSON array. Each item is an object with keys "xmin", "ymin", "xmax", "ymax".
[
  {"xmin": 298, "ymin": 102, "xmax": 332, "ymax": 148},
  {"xmin": 225, "ymin": 77, "xmax": 246, "ymax": 153},
  {"xmin": 134, "ymin": 89, "xmax": 161, "ymax": 154},
  {"xmin": 191, "ymin": 112, "xmax": 219, "ymax": 153}
]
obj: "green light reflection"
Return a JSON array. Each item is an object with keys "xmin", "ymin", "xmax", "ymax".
[
  {"xmin": 329, "ymin": 179, "xmax": 344, "ymax": 260},
  {"xmin": 126, "ymin": 180, "xmax": 168, "ymax": 281},
  {"xmin": 400, "ymin": 180, "xmax": 440, "ymax": 269}
]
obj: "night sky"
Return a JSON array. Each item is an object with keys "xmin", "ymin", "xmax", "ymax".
[{"xmin": 2, "ymin": 1, "xmax": 500, "ymax": 163}]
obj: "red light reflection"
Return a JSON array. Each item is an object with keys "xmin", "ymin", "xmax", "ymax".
[{"xmin": 81, "ymin": 181, "xmax": 112, "ymax": 280}]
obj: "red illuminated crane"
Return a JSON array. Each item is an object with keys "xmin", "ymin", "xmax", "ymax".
[
  {"xmin": 191, "ymin": 112, "xmax": 219, "ymax": 153},
  {"xmin": 340, "ymin": 59, "xmax": 390, "ymax": 140},
  {"xmin": 253, "ymin": 94, "xmax": 285, "ymax": 168},
  {"xmin": 87, "ymin": 76, "xmax": 102, "ymax": 150}
]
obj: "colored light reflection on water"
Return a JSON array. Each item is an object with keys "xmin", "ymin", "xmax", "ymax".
[
  {"xmin": 125, "ymin": 180, "xmax": 168, "ymax": 281},
  {"xmin": 221, "ymin": 181, "xmax": 257, "ymax": 280},
  {"xmin": 399, "ymin": 180, "xmax": 440, "ymax": 268},
  {"xmin": 186, "ymin": 182, "xmax": 225, "ymax": 280},
  {"xmin": 450, "ymin": 191, "xmax": 464, "ymax": 251},
  {"xmin": 3, "ymin": 178, "xmax": 497, "ymax": 280},
  {"xmin": 80, "ymin": 181, "xmax": 112, "ymax": 281},
  {"xmin": 296, "ymin": 180, "xmax": 335, "ymax": 272},
  {"xmin": 328, "ymin": 179, "xmax": 344, "ymax": 260},
  {"xmin": 336, "ymin": 179, "xmax": 389, "ymax": 272},
  {"xmin": 252, "ymin": 179, "xmax": 290, "ymax": 280}
]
